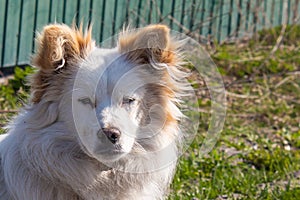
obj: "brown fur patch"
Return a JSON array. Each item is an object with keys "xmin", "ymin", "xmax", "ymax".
[
  {"xmin": 30, "ymin": 24, "xmax": 94, "ymax": 103},
  {"xmin": 141, "ymin": 84, "xmax": 177, "ymax": 129},
  {"xmin": 118, "ymin": 25, "xmax": 177, "ymax": 64},
  {"xmin": 119, "ymin": 25, "xmax": 183, "ymax": 128}
]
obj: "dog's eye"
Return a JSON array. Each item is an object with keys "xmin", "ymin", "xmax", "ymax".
[
  {"xmin": 78, "ymin": 97, "xmax": 95, "ymax": 108},
  {"xmin": 122, "ymin": 97, "xmax": 136, "ymax": 105}
]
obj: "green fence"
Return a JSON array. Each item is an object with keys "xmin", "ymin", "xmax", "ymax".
[{"xmin": 0, "ymin": 0, "xmax": 299, "ymax": 69}]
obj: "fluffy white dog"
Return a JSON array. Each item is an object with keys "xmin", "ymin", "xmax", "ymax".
[{"xmin": 0, "ymin": 24, "xmax": 189, "ymax": 199}]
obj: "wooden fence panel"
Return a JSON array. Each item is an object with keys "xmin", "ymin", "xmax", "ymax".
[
  {"xmin": 18, "ymin": 0, "xmax": 36, "ymax": 65},
  {"xmin": 91, "ymin": 0, "xmax": 104, "ymax": 43},
  {"xmin": 2, "ymin": 0, "xmax": 22, "ymax": 67},
  {"xmin": 0, "ymin": 0, "xmax": 299, "ymax": 69},
  {"xmin": 0, "ymin": 0, "xmax": 8, "ymax": 68}
]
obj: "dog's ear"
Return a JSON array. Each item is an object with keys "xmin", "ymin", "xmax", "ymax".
[
  {"xmin": 118, "ymin": 25, "xmax": 177, "ymax": 64},
  {"xmin": 30, "ymin": 24, "xmax": 94, "ymax": 103},
  {"xmin": 32, "ymin": 24, "xmax": 93, "ymax": 71}
]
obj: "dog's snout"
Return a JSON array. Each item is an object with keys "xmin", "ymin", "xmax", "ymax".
[{"xmin": 102, "ymin": 128, "xmax": 121, "ymax": 144}]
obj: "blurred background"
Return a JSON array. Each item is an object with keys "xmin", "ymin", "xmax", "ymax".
[{"xmin": 0, "ymin": 0, "xmax": 299, "ymax": 199}]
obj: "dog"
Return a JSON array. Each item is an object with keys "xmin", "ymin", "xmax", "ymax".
[{"xmin": 0, "ymin": 23, "xmax": 189, "ymax": 199}]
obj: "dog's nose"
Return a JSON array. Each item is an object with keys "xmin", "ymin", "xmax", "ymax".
[{"xmin": 102, "ymin": 128, "xmax": 121, "ymax": 144}]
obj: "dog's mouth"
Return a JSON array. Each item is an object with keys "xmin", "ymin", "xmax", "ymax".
[
  {"xmin": 93, "ymin": 144, "xmax": 128, "ymax": 162},
  {"xmin": 108, "ymin": 146, "xmax": 125, "ymax": 156},
  {"xmin": 95, "ymin": 143, "xmax": 123, "ymax": 154}
]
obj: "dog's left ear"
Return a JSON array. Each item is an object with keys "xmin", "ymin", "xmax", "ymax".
[{"xmin": 118, "ymin": 25, "xmax": 177, "ymax": 64}]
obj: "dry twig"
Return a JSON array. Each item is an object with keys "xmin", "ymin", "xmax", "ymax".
[{"xmin": 0, "ymin": 110, "xmax": 18, "ymax": 114}]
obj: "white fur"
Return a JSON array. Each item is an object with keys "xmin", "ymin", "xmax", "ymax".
[{"xmin": 0, "ymin": 26, "xmax": 188, "ymax": 200}]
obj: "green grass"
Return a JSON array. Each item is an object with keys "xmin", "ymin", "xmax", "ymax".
[
  {"xmin": 1, "ymin": 26, "xmax": 300, "ymax": 199},
  {"xmin": 169, "ymin": 25, "xmax": 300, "ymax": 199}
]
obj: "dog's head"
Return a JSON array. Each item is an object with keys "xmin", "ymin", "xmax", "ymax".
[{"xmin": 30, "ymin": 24, "xmax": 188, "ymax": 164}]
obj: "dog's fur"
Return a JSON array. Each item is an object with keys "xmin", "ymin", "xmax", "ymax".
[{"xmin": 0, "ymin": 24, "xmax": 188, "ymax": 199}]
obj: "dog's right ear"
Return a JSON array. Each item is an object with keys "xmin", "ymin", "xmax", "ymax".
[
  {"xmin": 32, "ymin": 24, "xmax": 93, "ymax": 72},
  {"xmin": 30, "ymin": 24, "xmax": 94, "ymax": 103}
]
